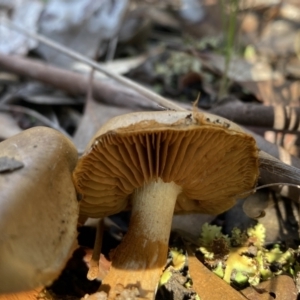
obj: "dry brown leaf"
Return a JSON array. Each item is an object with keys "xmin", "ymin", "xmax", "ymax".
[
  {"xmin": 240, "ymin": 275, "xmax": 298, "ymax": 300},
  {"xmin": 200, "ymin": 53, "xmax": 282, "ymax": 83},
  {"xmin": 37, "ymin": 0, "xmax": 129, "ymax": 68},
  {"xmin": 73, "ymin": 98, "xmax": 135, "ymax": 152},
  {"xmin": 0, "ymin": 288, "xmax": 44, "ymax": 300},
  {"xmin": 240, "ymin": 13, "xmax": 259, "ymax": 34},
  {"xmin": 241, "ymin": 79, "xmax": 300, "ymax": 106},
  {"xmin": 255, "ymin": 20, "xmax": 297, "ymax": 57},
  {"xmin": 72, "ymin": 55, "xmax": 148, "ymax": 80},
  {"xmin": 188, "ymin": 250, "xmax": 246, "ymax": 300},
  {"xmin": 0, "ymin": 0, "xmax": 42, "ymax": 55},
  {"xmin": 280, "ymin": 3, "xmax": 300, "ymax": 21},
  {"xmin": 286, "ymin": 58, "xmax": 300, "ymax": 79},
  {"xmin": 258, "ymin": 196, "xmax": 300, "ymax": 244}
]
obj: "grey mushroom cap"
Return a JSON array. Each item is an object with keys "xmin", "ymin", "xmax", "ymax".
[{"xmin": 0, "ymin": 127, "xmax": 79, "ymax": 293}]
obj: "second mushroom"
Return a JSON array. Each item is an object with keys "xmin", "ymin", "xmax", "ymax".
[{"xmin": 72, "ymin": 111, "xmax": 259, "ymax": 299}]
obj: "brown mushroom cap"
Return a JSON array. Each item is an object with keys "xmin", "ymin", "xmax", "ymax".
[
  {"xmin": 73, "ymin": 111, "xmax": 259, "ymax": 218},
  {"xmin": 0, "ymin": 127, "xmax": 78, "ymax": 293}
]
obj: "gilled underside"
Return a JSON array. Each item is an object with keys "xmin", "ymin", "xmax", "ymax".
[{"xmin": 73, "ymin": 121, "xmax": 259, "ymax": 217}]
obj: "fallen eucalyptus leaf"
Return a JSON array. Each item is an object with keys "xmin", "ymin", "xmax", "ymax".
[
  {"xmin": 240, "ymin": 275, "xmax": 297, "ymax": 300},
  {"xmin": 187, "ymin": 247, "xmax": 246, "ymax": 300}
]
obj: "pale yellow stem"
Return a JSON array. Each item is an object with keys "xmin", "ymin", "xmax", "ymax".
[{"xmin": 100, "ymin": 178, "xmax": 181, "ymax": 299}]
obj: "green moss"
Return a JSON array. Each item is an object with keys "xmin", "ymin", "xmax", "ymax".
[
  {"xmin": 197, "ymin": 223, "xmax": 300, "ymax": 288},
  {"xmin": 159, "ymin": 269, "xmax": 173, "ymax": 287},
  {"xmin": 247, "ymin": 223, "xmax": 265, "ymax": 247},
  {"xmin": 170, "ymin": 248, "xmax": 186, "ymax": 271}
]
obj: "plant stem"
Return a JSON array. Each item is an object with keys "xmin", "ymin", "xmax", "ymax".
[{"xmin": 218, "ymin": 0, "xmax": 239, "ymax": 100}]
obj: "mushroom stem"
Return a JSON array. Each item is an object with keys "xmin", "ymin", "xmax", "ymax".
[
  {"xmin": 100, "ymin": 178, "xmax": 182, "ymax": 299},
  {"xmin": 87, "ymin": 218, "xmax": 104, "ymax": 280}
]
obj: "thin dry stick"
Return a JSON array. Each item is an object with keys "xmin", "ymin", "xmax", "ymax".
[
  {"xmin": 87, "ymin": 218, "xmax": 104, "ymax": 281},
  {"xmin": 3, "ymin": 21, "xmax": 184, "ymax": 112},
  {"xmin": 0, "ymin": 53, "xmax": 158, "ymax": 110},
  {"xmin": 239, "ymin": 183, "xmax": 300, "ymax": 198}
]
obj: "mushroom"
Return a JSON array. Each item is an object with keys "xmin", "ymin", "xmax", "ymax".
[
  {"xmin": 0, "ymin": 127, "xmax": 78, "ymax": 293},
  {"xmin": 72, "ymin": 111, "xmax": 259, "ymax": 299}
]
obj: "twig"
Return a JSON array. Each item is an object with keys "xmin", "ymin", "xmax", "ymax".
[
  {"xmin": 256, "ymin": 148, "xmax": 300, "ymax": 202},
  {"xmin": 0, "ymin": 53, "xmax": 159, "ymax": 110},
  {"xmin": 243, "ymin": 182, "xmax": 300, "ymax": 195},
  {"xmin": 209, "ymin": 97, "xmax": 300, "ymax": 132},
  {"xmin": 3, "ymin": 21, "xmax": 184, "ymax": 112},
  {"xmin": 106, "ymin": 36, "xmax": 119, "ymax": 62}
]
